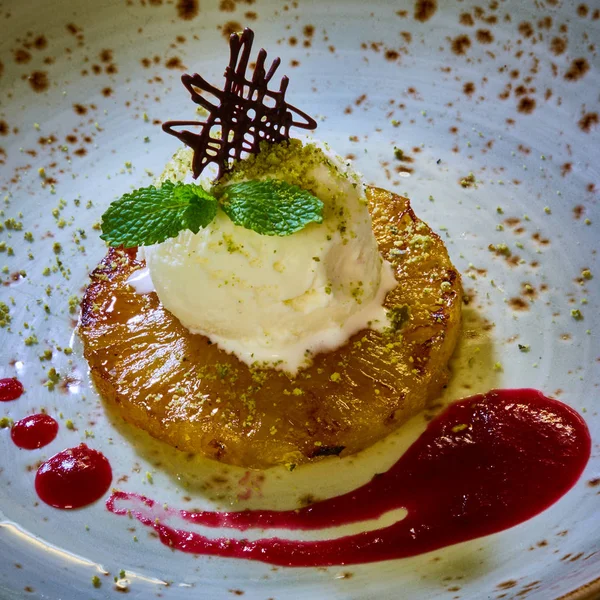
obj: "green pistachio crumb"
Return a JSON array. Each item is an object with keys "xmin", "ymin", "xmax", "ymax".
[
  {"xmin": 452, "ymin": 423, "xmax": 468, "ymax": 433},
  {"xmin": 0, "ymin": 302, "xmax": 11, "ymax": 328},
  {"xmin": 39, "ymin": 349, "xmax": 53, "ymax": 361},
  {"xmin": 68, "ymin": 295, "xmax": 80, "ymax": 314}
]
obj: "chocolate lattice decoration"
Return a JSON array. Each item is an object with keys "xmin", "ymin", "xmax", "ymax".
[{"xmin": 162, "ymin": 28, "xmax": 318, "ymax": 180}]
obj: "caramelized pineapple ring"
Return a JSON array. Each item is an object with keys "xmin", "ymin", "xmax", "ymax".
[{"xmin": 80, "ymin": 188, "xmax": 462, "ymax": 469}]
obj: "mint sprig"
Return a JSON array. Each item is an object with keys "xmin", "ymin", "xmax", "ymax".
[
  {"xmin": 100, "ymin": 182, "xmax": 217, "ymax": 247},
  {"xmin": 100, "ymin": 179, "xmax": 324, "ymax": 248},
  {"xmin": 219, "ymin": 179, "xmax": 323, "ymax": 237}
]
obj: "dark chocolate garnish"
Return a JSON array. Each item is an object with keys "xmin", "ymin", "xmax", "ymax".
[{"xmin": 162, "ymin": 28, "xmax": 317, "ymax": 180}]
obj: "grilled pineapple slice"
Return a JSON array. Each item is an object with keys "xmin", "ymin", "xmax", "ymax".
[{"xmin": 80, "ymin": 188, "xmax": 462, "ymax": 469}]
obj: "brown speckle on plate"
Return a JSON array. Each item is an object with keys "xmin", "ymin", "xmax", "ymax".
[
  {"xmin": 451, "ymin": 34, "xmax": 471, "ymax": 55},
  {"xmin": 13, "ymin": 48, "xmax": 32, "ymax": 64},
  {"xmin": 99, "ymin": 49, "xmax": 113, "ymax": 63},
  {"xmin": 577, "ymin": 4, "xmax": 589, "ymax": 18},
  {"xmin": 550, "ymin": 36, "xmax": 567, "ymax": 55},
  {"xmin": 497, "ymin": 580, "xmax": 518, "ymax": 590},
  {"xmin": 463, "ymin": 82, "xmax": 475, "ymax": 96},
  {"xmin": 517, "ymin": 97, "xmax": 536, "ymax": 114},
  {"xmin": 564, "ymin": 58, "xmax": 590, "ymax": 81},
  {"xmin": 414, "ymin": 0, "xmax": 437, "ymax": 22},
  {"xmin": 165, "ymin": 56, "xmax": 186, "ymax": 70},
  {"xmin": 220, "ymin": 0, "xmax": 235, "ymax": 12},
  {"xmin": 518, "ymin": 21, "xmax": 534, "ymax": 38},
  {"xmin": 509, "ymin": 298, "xmax": 529, "ymax": 311},
  {"xmin": 476, "ymin": 29, "xmax": 494, "ymax": 44},
  {"xmin": 221, "ymin": 20, "xmax": 242, "ymax": 39},
  {"xmin": 177, "ymin": 0, "xmax": 199, "ymax": 20},
  {"xmin": 578, "ymin": 112, "xmax": 598, "ymax": 133},
  {"xmin": 28, "ymin": 70, "xmax": 49, "ymax": 92},
  {"xmin": 459, "ymin": 12, "xmax": 474, "ymax": 26}
]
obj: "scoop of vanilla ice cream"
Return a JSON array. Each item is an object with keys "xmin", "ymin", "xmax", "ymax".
[{"xmin": 138, "ymin": 139, "xmax": 396, "ymax": 373}]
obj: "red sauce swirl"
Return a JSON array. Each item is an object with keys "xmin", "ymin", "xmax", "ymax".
[{"xmin": 107, "ymin": 389, "xmax": 591, "ymax": 566}]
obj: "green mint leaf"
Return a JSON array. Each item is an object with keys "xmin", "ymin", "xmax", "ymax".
[
  {"xmin": 174, "ymin": 184, "xmax": 219, "ymax": 234},
  {"xmin": 100, "ymin": 182, "xmax": 218, "ymax": 247},
  {"xmin": 218, "ymin": 179, "xmax": 324, "ymax": 236}
]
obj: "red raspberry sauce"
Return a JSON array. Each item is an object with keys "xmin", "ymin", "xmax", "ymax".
[
  {"xmin": 0, "ymin": 378, "xmax": 24, "ymax": 402},
  {"xmin": 107, "ymin": 389, "xmax": 591, "ymax": 566},
  {"xmin": 36, "ymin": 444, "xmax": 112, "ymax": 509},
  {"xmin": 11, "ymin": 414, "xmax": 58, "ymax": 449}
]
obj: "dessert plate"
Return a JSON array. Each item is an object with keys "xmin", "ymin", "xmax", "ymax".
[{"xmin": 0, "ymin": 0, "xmax": 598, "ymax": 598}]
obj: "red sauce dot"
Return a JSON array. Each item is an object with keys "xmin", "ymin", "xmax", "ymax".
[
  {"xmin": 0, "ymin": 378, "xmax": 24, "ymax": 402},
  {"xmin": 11, "ymin": 414, "xmax": 58, "ymax": 449},
  {"xmin": 35, "ymin": 444, "xmax": 112, "ymax": 509}
]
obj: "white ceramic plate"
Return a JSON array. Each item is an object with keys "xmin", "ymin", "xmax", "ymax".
[{"xmin": 0, "ymin": 0, "xmax": 598, "ymax": 598}]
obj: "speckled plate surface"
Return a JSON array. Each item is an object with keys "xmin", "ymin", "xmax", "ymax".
[{"xmin": 0, "ymin": 0, "xmax": 598, "ymax": 598}]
